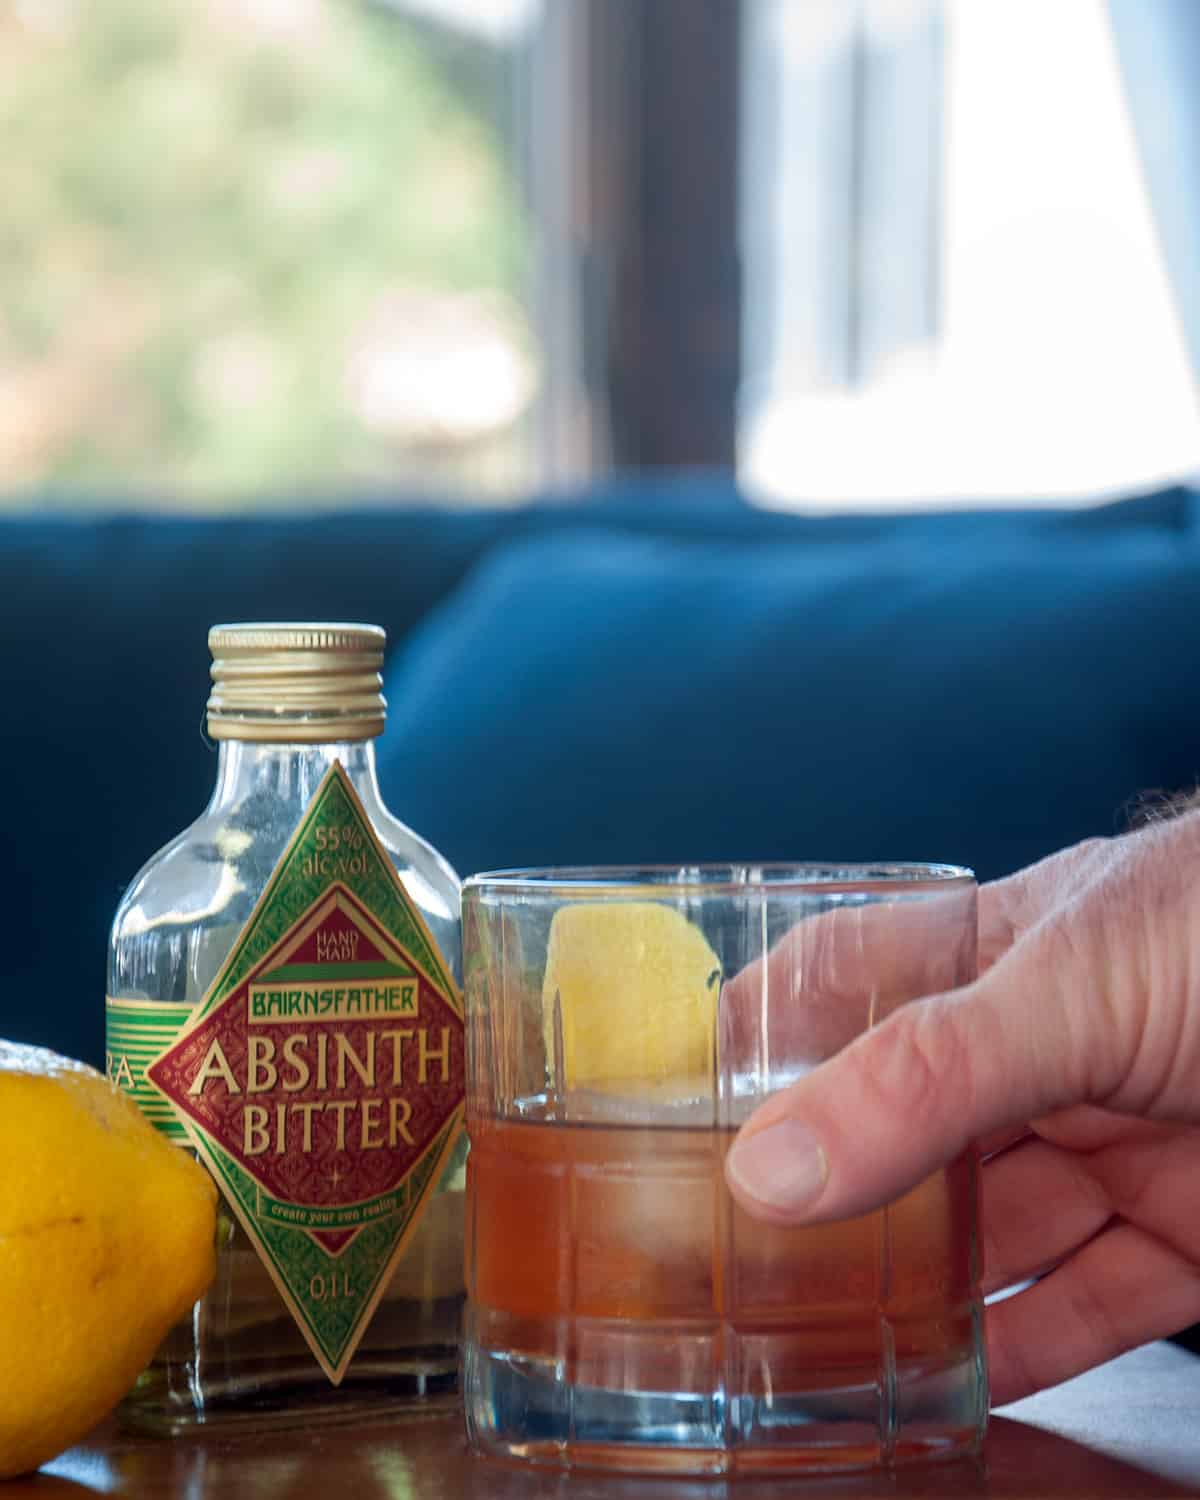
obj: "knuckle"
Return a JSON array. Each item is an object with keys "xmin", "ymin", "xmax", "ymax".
[
  {"xmin": 1079, "ymin": 827, "xmax": 1200, "ymax": 1111},
  {"xmin": 856, "ymin": 1001, "xmax": 974, "ymax": 1152},
  {"xmin": 985, "ymin": 1301, "xmax": 1044, "ymax": 1404},
  {"xmin": 1063, "ymin": 1260, "xmax": 1124, "ymax": 1368},
  {"xmin": 1026, "ymin": 906, "xmax": 1119, "ymax": 1104}
]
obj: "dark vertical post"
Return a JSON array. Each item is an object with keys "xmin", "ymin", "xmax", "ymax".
[
  {"xmin": 615, "ymin": 0, "xmax": 743, "ymax": 469},
  {"xmin": 535, "ymin": 0, "xmax": 742, "ymax": 479}
]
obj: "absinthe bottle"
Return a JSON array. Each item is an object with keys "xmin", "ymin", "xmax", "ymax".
[{"xmin": 106, "ymin": 624, "xmax": 465, "ymax": 1431}]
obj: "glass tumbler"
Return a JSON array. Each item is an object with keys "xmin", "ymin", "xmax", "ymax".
[{"xmin": 461, "ymin": 865, "xmax": 986, "ymax": 1476}]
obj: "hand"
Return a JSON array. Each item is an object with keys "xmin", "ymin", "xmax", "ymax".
[{"xmin": 723, "ymin": 816, "xmax": 1200, "ymax": 1404}]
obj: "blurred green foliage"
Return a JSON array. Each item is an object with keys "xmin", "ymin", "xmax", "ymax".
[{"xmin": 0, "ymin": 0, "xmax": 533, "ymax": 505}]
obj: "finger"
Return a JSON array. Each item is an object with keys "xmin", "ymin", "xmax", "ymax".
[
  {"xmin": 1075, "ymin": 1119, "xmax": 1200, "ymax": 1263},
  {"xmin": 981, "ymin": 1103, "xmax": 1182, "ymax": 1164},
  {"xmin": 979, "ymin": 1138, "xmax": 1111, "ymax": 1294},
  {"xmin": 976, "ymin": 837, "xmax": 1112, "ymax": 973},
  {"xmin": 1033, "ymin": 1104, "xmax": 1184, "ymax": 1156},
  {"xmin": 987, "ymin": 1220, "xmax": 1200, "ymax": 1405},
  {"xmin": 724, "ymin": 909, "xmax": 1121, "ymax": 1224},
  {"xmin": 978, "ymin": 1124, "xmax": 1033, "ymax": 1159},
  {"xmin": 976, "ymin": 875, "xmax": 1024, "ymax": 974},
  {"xmin": 719, "ymin": 885, "xmax": 976, "ymax": 1074}
]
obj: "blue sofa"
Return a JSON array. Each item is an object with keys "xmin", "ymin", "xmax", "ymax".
[{"xmin": 4, "ymin": 477, "xmax": 1200, "ymax": 1070}]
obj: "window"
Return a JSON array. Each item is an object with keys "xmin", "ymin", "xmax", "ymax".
[
  {"xmin": 0, "ymin": 0, "xmax": 539, "ymax": 508},
  {"xmin": 8, "ymin": 0, "xmax": 1195, "ymax": 511},
  {"xmin": 740, "ymin": 0, "xmax": 1200, "ymax": 508}
]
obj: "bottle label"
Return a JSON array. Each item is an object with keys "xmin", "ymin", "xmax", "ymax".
[
  {"xmin": 105, "ymin": 999, "xmax": 195, "ymax": 1141},
  {"xmin": 146, "ymin": 761, "xmax": 465, "ymax": 1385}
]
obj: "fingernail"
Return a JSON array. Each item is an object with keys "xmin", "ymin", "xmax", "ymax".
[{"xmin": 726, "ymin": 1119, "xmax": 828, "ymax": 1215}]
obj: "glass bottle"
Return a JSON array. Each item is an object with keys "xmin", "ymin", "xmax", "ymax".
[{"xmin": 107, "ymin": 624, "xmax": 465, "ymax": 1433}]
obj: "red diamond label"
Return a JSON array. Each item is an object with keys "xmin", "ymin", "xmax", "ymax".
[{"xmin": 147, "ymin": 764, "xmax": 464, "ymax": 1384}]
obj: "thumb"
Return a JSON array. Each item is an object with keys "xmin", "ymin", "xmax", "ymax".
[{"xmin": 723, "ymin": 914, "xmax": 1113, "ymax": 1225}]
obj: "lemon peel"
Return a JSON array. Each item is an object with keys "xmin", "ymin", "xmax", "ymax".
[{"xmin": 542, "ymin": 902, "xmax": 721, "ymax": 1088}]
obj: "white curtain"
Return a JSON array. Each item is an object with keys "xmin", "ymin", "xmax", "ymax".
[{"xmin": 1108, "ymin": 0, "xmax": 1200, "ymax": 383}]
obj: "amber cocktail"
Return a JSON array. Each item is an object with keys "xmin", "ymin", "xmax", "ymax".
[{"xmin": 462, "ymin": 866, "xmax": 986, "ymax": 1476}]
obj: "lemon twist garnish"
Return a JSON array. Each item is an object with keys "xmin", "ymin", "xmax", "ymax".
[{"xmin": 542, "ymin": 902, "xmax": 722, "ymax": 1088}]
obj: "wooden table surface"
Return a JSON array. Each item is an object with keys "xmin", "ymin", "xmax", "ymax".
[{"xmin": 16, "ymin": 1342, "xmax": 1199, "ymax": 1498}]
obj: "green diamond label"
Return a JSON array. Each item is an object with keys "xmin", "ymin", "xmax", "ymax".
[
  {"xmin": 147, "ymin": 762, "xmax": 464, "ymax": 1384},
  {"xmin": 106, "ymin": 998, "xmax": 194, "ymax": 1141}
]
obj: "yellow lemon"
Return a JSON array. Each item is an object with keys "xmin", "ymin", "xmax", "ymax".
[
  {"xmin": 0, "ymin": 1042, "xmax": 216, "ymax": 1479},
  {"xmin": 543, "ymin": 902, "xmax": 721, "ymax": 1087}
]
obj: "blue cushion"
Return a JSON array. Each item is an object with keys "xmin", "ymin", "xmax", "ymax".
[
  {"xmin": 378, "ymin": 519, "xmax": 1200, "ymax": 882},
  {"xmin": 0, "ymin": 508, "xmax": 509, "ymax": 1068},
  {"xmin": 1, "ymin": 479, "xmax": 1195, "ymax": 1067}
]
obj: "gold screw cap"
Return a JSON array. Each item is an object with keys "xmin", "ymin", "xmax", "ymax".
[{"xmin": 206, "ymin": 623, "xmax": 387, "ymax": 743}]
